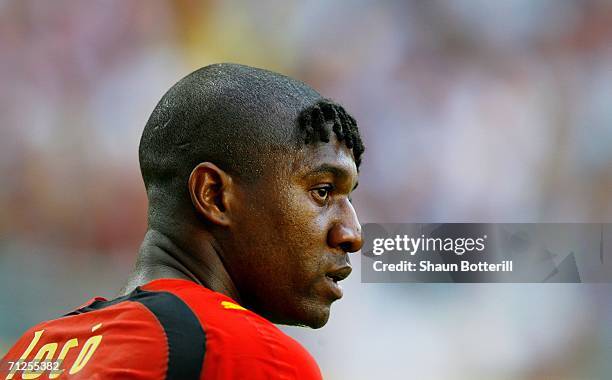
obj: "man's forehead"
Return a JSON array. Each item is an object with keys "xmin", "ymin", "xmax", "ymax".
[{"xmin": 291, "ymin": 139, "xmax": 358, "ymax": 183}]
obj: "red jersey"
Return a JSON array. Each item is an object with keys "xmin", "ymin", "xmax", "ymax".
[{"xmin": 1, "ymin": 279, "xmax": 322, "ymax": 379}]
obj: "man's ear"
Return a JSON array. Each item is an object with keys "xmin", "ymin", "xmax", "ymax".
[{"xmin": 188, "ymin": 162, "xmax": 236, "ymax": 226}]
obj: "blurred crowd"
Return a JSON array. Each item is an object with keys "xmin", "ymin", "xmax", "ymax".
[{"xmin": 1, "ymin": 1, "xmax": 611, "ymax": 379}]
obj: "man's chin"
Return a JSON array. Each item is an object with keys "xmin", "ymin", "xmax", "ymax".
[
  {"xmin": 294, "ymin": 299, "xmax": 333, "ymax": 328},
  {"xmin": 306, "ymin": 313, "xmax": 330, "ymax": 329},
  {"xmin": 266, "ymin": 303, "xmax": 331, "ymax": 329}
]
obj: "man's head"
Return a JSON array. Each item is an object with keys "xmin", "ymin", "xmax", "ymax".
[{"xmin": 139, "ymin": 63, "xmax": 364, "ymax": 328}]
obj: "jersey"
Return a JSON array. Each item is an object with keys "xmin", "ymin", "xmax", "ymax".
[{"xmin": 1, "ymin": 278, "xmax": 322, "ymax": 379}]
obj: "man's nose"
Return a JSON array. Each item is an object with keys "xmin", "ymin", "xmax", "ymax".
[{"xmin": 327, "ymin": 201, "xmax": 363, "ymax": 253}]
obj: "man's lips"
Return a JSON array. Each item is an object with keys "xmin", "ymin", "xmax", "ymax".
[{"xmin": 325, "ymin": 265, "xmax": 352, "ymax": 283}]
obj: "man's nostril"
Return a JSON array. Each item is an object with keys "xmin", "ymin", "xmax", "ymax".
[{"xmin": 339, "ymin": 242, "xmax": 353, "ymax": 253}]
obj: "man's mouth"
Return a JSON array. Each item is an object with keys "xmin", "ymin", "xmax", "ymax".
[
  {"xmin": 324, "ymin": 266, "xmax": 352, "ymax": 299},
  {"xmin": 326, "ymin": 265, "xmax": 352, "ymax": 282}
]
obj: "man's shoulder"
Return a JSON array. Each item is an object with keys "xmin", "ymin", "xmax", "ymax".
[
  {"xmin": 1, "ymin": 285, "xmax": 190, "ymax": 379},
  {"xmin": 1, "ymin": 279, "xmax": 322, "ymax": 379},
  {"xmin": 143, "ymin": 279, "xmax": 299, "ymax": 349},
  {"xmin": 142, "ymin": 279, "xmax": 321, "ymax": 378}
]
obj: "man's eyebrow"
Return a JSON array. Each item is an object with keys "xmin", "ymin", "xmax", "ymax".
[{"xmin": 304, "ymin": 164, "xmax": 358, "ymax": 189}]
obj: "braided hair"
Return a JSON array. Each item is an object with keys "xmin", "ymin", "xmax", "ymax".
[{"xmin": 298, "ymin": 99, "xmax": 364, "ymax": 168}]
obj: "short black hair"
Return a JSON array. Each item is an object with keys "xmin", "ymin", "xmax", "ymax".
[
  {"xmin": 297, "ymin": 99, "xmax": 364, "ymax": 168},
  {"xmin": 139, "ymin": 63, "xmax": 363, "ymax": 217}
]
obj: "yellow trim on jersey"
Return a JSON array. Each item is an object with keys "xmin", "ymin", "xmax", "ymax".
[{"xmin": 221, "ymin": 301, "xmax": 246, "ymax": 311}]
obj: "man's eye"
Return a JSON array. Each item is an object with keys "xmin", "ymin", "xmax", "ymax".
[{"xmin": 311, "ymin": 186, "xmax": 332, "ymax": 204}]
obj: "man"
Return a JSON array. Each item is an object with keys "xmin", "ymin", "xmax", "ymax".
[{"xmin": 1, "ymin": 63, "xmax": 364, "ymax": 379}]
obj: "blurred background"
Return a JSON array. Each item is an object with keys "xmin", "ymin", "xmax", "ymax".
[{"xmin": 1, "ymin": 0, "xmax": 611, "ymax": 379}]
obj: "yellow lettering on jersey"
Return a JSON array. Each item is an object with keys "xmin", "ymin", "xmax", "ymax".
[
  {"xmin": 5, "ymin": 329, "xmax": 44, "ymax": 380},
  {"xmin": 22, "ymin": 343, "xmax": 58, "ymax": 379},
  {"xmin": 5, "ymin": 323, "xmax": 104, "ymax": 379},
  {"xmin": 68, "ymin": 333, "xmax": 103, "ymax": 375},
  {"xmin": 48, "ymin": 338, "xmax": 78, "ymax": 379}
]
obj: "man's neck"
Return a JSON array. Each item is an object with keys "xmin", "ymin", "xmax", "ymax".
[{"xmin": 120, "ymin": 229, "xmax": 241, "ymax": 302}]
